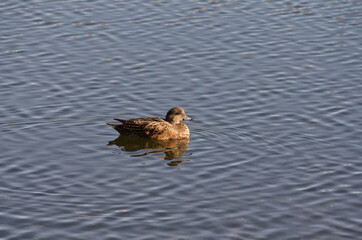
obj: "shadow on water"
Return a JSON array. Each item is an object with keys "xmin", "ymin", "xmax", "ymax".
[{"xmin": 107, "ymin": 135, "xmax": 190, "ymax": 166}]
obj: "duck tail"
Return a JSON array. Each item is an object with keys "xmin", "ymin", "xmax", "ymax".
[
  {"xmin": 114, "ymin": 118, "xmax": 126, "ymax": 123},
  {"xmin": 106, "ymin": 123, "xmax": 117, "ymax": 128}
]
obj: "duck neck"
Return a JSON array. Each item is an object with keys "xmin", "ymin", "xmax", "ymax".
[{"xmin": 167, "ymin": 119, "xmax": 178, "ymax": 124}]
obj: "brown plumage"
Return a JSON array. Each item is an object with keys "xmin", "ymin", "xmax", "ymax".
[{"xmin": 107, "ymin": 107, "xmax": 192, "ymax": 140}]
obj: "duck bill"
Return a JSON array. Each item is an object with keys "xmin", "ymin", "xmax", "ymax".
[{"xmin": 183, "ymin": 115, "xmax": 192, "ymax": 121}]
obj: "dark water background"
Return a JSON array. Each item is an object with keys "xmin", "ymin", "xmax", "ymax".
[{"xmin": 1, "ymin": 0, "xmax": 361, "ymax": 239}]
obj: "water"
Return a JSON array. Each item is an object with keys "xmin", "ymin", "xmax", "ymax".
[{"xmin": 1, "ymin": 0, "xmax": 361, "ymax": 239}]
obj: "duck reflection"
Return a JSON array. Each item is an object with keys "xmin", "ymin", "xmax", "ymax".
[{"xmin": 108, "ymin": 135, "xmax": 189, "ymax": 166}]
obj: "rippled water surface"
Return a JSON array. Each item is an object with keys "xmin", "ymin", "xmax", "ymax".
[{"xmin": 1, "ymin": 0, "xmax": 361, "ymax": 239}]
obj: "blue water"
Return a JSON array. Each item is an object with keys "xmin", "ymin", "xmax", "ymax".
[{"xmin": 1, "ymin": 0, "xmax": 361, "ymax": 239}]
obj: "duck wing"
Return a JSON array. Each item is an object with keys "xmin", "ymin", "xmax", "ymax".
[
  {"xmin": 118, "ymin": 117, "xmax": 170, "ymax": 137},
  {"xmin": 113, "ymin": 117, "xmax": 164, "ymax": 123}
]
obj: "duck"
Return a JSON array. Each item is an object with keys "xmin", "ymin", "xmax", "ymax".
[{"xmin": 107, "ymin": 106, "xmax": 192, "ymax": 140}]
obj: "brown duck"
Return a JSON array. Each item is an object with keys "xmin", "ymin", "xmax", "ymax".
[{"xmin": 107, "ymin": 106, "xmax": 192, "ymax": 140}]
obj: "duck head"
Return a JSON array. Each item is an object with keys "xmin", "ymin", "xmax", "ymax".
[{"xmin": 165, "ymin": 106, "xmax": 192, "ymax": 124}]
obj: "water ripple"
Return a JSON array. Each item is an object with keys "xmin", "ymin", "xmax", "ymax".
[{"xmin": 0, "ymin": 0, "xmax": 361, "ymax": 239}]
